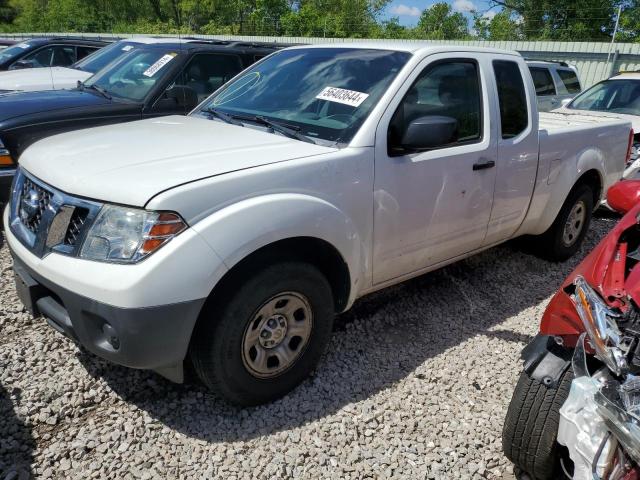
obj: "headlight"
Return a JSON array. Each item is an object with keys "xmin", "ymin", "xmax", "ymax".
[
  {"xmin": 572, "ymin": 276, "xmax": 626, "ymax": 374},
  {"xmin": 80, "ymin": 205, "xmax": 187, "ymax": 264}
]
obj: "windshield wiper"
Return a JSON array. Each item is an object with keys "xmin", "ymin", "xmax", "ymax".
[
  {"xmin": 77, "ymin": 80, "xmax": 111, "ymax": 100},
  {"xmin": 231, "ymin": 114, "xmax": 316, "ymax": 145},
  {"xmin": 201, "ymin": 107, "xmax": 244, "ymax": 126}
]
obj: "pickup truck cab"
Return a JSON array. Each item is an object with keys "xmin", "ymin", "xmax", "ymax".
[{"xmin": 4, "ymin": 44, "xmax": 632, "ymax": 405}]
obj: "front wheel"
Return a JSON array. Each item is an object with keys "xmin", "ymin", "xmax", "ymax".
[
  {"xmin": 502, "ymin": 367, "xmax": 574, "ymax": 480},
  {"xmin": 190, "ymin": 261, "xmax": 335, "ymax": 406},
  {"xmin": 536, "ymin": 185, "xmax": 593, "ymax": 262}
]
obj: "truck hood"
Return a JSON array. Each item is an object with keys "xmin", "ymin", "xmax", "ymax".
[
  {"xmin": 20, "ymin": 115, "xmax": 337, "ymax": 206},
  {"xmin": 0, "ymin": 89, "xmax": 112, "ymax": 122},
  {"xmin": 553, "ymin": 106, "xmax": 640, "ymax": 132},
  {"xmin": 0, "ymin": 67, "xmax": 91, "ymax": 92}
]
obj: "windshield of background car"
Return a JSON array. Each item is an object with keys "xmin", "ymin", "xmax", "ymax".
[
  {"xmin": 196, "ymin": 48, "xmax": 412, "ymax": 144},
  {"xmin": 0, "ymin": 43, "xmax": 31, "ymax": 64},
  {"xmin": 74, "ymin": 41, "xmax": 139, "ymax": 73},
  {"xmin": 569, "ymin": 79, "xmax": 640, "ymax": 115},
  {"xmin": 84, "ymin": 47, "xmax": 181, "ymax": 101}
]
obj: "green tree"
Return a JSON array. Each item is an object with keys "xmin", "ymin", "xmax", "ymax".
[
  {"xmin": 473, "ymin": 10, "xmax": 521, "ymax": 40},
  {"xmin": 488, "ymin": 0, "xmax": 618, "ymax": 41},
  {"xmin": 281, "ymin": 0, "xmax": 390, "ymax": 38},
  {"xmin": 415, "ymin": 2, "xmax": 469, "ymax": 40}
]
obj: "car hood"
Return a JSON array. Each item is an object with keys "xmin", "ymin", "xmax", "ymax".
[
  {"xmin": 20, "ymin": 115, "xmax": 337, "ymax": 206},
  {"xmin": 553, "ymin": 106, "xmax": 640, "ymax": 133},
  {"xmin": 0, "ymin": 67, "xmax": 91, "ymax": 92},
  {"xmin": 0, "ymin": 88, "xmax": 113, "ymax": 121}
]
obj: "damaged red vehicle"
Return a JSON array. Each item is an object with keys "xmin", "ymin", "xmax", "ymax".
[{"xmin": 503, "ymin": 180, "xmax": 640, "ymax": 480}]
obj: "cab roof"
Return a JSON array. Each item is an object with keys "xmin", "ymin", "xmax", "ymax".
[{"xmin": 285, "ymin": 42, "xmax": 521, "ymax": 57}]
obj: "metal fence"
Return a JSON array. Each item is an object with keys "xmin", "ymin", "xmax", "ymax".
[{"xmin": 5, "ymin": 33, "xmax": 640, "ymax": 88}]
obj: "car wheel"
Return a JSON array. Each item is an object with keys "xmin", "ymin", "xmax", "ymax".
[
  {"xmin": 502, "ymin": 367, "xmax": 574, "ymax": 480},
  {"xmin": 537, "ymin": 185, "xmax": 593, "ymax": 262},
  {"xmin": 190, "ymin": 261, "xmax": 334, "ymax": 406}
]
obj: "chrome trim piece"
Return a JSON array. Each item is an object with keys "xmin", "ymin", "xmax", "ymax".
[
  {"xmin": 9, "ymin": 168, "xmax": 103, "ymax": 258},
  {"xmin": 0, "ymin": 167, "xmax": 16, "ymax": 177}
]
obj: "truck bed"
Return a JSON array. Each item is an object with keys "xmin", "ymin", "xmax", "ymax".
[{"xmin": 539, "ymin": 111, "xmax": 631, "ymax": 131}]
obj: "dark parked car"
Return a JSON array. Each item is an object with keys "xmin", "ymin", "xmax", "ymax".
[
  {"xmin": 0, "ymin": 40, "xmax": 281, "ymax": 206},
  {"xmin": 0, "ymin": 39, "xmax": 17, "ymax": 49},
  {"xmin": 0, "ymin": 37, "xmax": 110, "ymax": 71}
]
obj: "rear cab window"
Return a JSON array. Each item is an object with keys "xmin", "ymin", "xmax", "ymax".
[
  {"xmin": 493, "ymin": 60, "xmax": 529, "ymax": 138},
  {"xmin": 529, "ymin": 67, "xmax": 556, "ymax": 96}
]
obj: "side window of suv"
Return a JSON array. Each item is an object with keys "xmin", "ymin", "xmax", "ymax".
[
  {"xmin": 493, "ymin": 60, "xmax": 529, "ymax": 139},
  {"xmin": 529, "ymin": 67, "xmax": 556, "ymax": 96},
  {"xmin": 22, "ymin": 45, "xmax": 76, "ymax": 67},
  {"xmin": 389, "ymin": 60, "xmax": 482, "ymax": 152},
  {"xmin": 557, "ymin": 69, "xmax": 581, "ymax": 94},
  {"xmin": 173, "ymin": 53, "xmax": 243, "ymax": 103},
  {"xmin": 77, "ymin": 46, "xmax": 100, "ymax": 62}
]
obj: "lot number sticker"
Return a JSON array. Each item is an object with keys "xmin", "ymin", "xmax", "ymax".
[
  {"xmin": 316, "ymin": 86, "xmax": 369, "ymax": 107},
  {"xmin": 143, "ymin": 53, "xmax": 177, "ymax": 77},
  {"xmin": 122, "ymin": 45, "xmax": 134, "ymax": 51}
]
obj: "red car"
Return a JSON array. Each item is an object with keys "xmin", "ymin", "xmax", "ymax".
[{"xmin": 503, "ymin": 180, "xmax": 640, "ymax": 480}]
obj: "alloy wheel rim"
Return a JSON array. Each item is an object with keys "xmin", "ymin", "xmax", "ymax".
[
  {"xmin": 562, "ymin": 200, "xmax": 587, "ymax": 247},
  {"xmin": 241, "ymin": 292, "xmax": 313, "ymax": 378}
]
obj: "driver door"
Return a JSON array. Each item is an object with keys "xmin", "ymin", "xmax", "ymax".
[{"xmin": 372, "ymin": 54, "xmax": 498, "ymax": 284}]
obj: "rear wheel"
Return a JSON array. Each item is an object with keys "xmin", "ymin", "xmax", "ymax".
[
  {"xmin": 536, "ymin": 185, "xmax": 593, "ymax": 262},
  {"xmin": 502, "ymin": 367, "xmax": 574, "ymax": 480},
  {"xmin": 190, "ymin": 261, "xmax": 334, "ymax": 406}
]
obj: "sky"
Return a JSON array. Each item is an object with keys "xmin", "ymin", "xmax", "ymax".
[{"xmin": 382, "ymin": 0, "xmax": 499, "ymax": 26}]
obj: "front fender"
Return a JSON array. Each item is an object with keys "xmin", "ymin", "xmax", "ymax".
[{"xmin": 191, "ymin": 193, "xmax": 366, "ymax": 308}]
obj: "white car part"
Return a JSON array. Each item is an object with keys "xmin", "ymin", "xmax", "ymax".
[{"xmin": 558, "ymin": 376, "xmax": 616, "ymax": 480}]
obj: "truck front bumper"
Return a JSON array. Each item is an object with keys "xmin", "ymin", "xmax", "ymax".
[{"xmin": 10, "ymin": 251, "xmax": 206, "ymax": 382}]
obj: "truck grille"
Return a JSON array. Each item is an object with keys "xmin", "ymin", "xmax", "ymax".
[
  {"xmin": 8, "ymin": 168, "xmax": 102, "ymax": 258},
  {"xmin": 19, "ymin": 177, "xmax": 52, "ymax": 233}
]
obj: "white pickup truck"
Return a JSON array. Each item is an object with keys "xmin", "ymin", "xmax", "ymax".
[{"xmin": 4, "ymin": 44, "xmax": 633, "ymax": 405}]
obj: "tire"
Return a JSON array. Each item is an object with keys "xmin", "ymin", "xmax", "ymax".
[
  {"xmin": 502, "ymin": 367, "xmax": 574, "ymax": 480},
  {"xmin": 190, "ymin": 261, "xmax": 334, "ymax": 406},
  {"xmin": 536, "ymin": 185, "xmax": 594, "ymax": 262}
]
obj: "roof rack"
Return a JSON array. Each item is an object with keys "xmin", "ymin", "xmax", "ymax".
[{"xmin": 524, "ymin": 58, "xmax": 570, "ymax": 67}]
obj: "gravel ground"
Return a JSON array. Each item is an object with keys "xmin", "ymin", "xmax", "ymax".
[{"xmin": 0, "ymin": 216, "xmax": 617, "ymax": 480}]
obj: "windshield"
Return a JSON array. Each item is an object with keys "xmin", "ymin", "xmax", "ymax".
[
  {"xmin": 85, "ymin": 48, "xmax": 181, "ymax": 101},
  {"xmin": 196, "ymin": 48, "xmax": 411, "ymax": 144},
  {"xmin": 74, "ymin": 41, "xmax": 139, "ymax": 73},
  {"xmin": 569, "ymin": 79, "xmax": 640, "ymax": 116},
  {"xmin": 0, "ymin": 43, "xmax": 31, "ymax": 64}
]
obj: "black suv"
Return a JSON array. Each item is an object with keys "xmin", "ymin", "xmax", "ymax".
[
  {"xmin": 0, "ymin": 37, "xmax": 110, "ymax": 71},
  {"xmin": 0, "ymin": 40, "xmax": 283, "ymax": 206}
]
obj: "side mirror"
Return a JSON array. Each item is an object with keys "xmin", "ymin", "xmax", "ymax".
[
  {"xmin": 10, "ymin": 59, "xmax": 35, "ymax": 70},
  {"xmin": 400, "ymin": 116, "xmax": 458, "ymax": 153},
  {"xmin": 164, "ymin": 85, "xmax": 198, "ymax": 110},
  {"xmin": 561, "ymin": 98, "xmax": 572, "ymax": 108},
  {"xmin": 607, "ymin": 180, "xmax": 640, "ymax": 214}
]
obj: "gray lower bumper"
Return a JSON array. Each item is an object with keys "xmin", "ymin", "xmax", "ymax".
[{"xmin": 10, "ymin": 250, "xmax": 206, "ymax": 383}]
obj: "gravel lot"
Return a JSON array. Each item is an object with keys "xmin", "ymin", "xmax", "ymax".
[{"xmin": 0, "ymin": 216, "xmax": 617, "ymax": 480}]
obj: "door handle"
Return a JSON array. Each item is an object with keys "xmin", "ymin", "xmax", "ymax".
[{"xmin": 473, "ymin": 159, "xmax": 495, "ymax": 171}]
